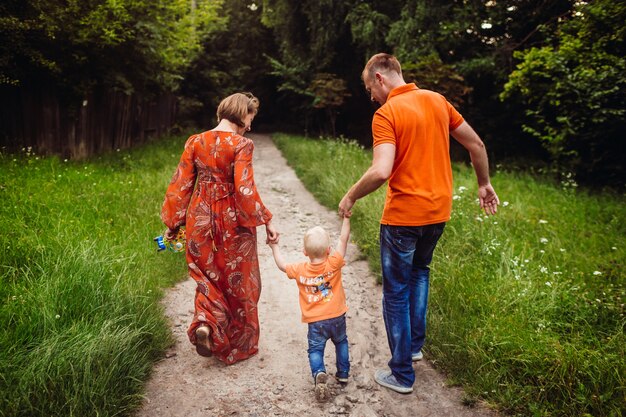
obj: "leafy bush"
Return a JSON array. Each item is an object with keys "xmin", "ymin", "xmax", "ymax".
[{"xmin": 501, "ymin": 0, "xmax": 626, "ymax": 188}]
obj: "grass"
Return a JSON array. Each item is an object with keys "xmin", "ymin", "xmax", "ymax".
[
  {"xmin": 1, "ymin": 132, "xmax": 623, "ymax": 416},
  {"xmin": 0, "ymin": 138, "xmax": 188, "ymax": 416},
  {"xmin": 271, "ymin": 133, "xmax": 625, "ymax": 417}
]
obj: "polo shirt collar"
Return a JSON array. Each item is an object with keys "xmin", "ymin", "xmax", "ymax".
[{"xmin": 388, "ymin": 83, "xmax": 418, "ymax": 100}]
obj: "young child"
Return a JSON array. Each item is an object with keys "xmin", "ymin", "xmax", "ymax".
[{"xmin": 268, "ymin": 216, "xmax": 351, "ymax": 402}]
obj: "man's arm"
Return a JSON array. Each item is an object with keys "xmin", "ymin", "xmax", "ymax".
[
  {"xmin": 338, "ymin": 143, "xmax": 395, "ymax": 217},
  {"xmin": 450, "ymin": 121, "xmax": 500, "ymax": 215},
  {"xmin": 335, "ymin": 217, "xmax": 351, "ymax": 258},
  {"xmin": 268, "ymin": 243, "xmax": 287, "ymax": 272}
]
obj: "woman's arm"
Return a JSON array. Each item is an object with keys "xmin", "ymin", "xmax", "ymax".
[
  {"xmin": 161, "ymin": 135, "xmax": 198, "ymax": 233},
  {"xmin": 233, "ymin": 139, "xmax": 273, "ymax": 227}
]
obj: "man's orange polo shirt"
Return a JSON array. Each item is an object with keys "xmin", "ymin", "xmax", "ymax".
[{"xmin": 372, "ymin": 83, "xmax": 464, "ymax": 226}]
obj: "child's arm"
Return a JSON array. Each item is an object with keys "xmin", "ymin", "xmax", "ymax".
[
  {"xmin": 335, "ymin": 216, "xmax": 351, "ymax": 258},
  {"xmin": 268, "ymin": 242, "xmax": 287, "ymax": 272}
]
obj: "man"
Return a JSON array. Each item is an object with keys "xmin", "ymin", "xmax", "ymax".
[{"xmin": 338, "ymin": 53, "xmax": 499, "ymax": 394}]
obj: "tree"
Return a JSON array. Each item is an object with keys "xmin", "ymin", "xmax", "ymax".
[
  {"xmin": 380, "ymin": 0, "xmax": 573, "ymax": 160},
  {"xmin": 178, "ymin": 0, "xmax": 277, "ymax": 128},
  {"xmin": 308, "ymin": 73, "xmax": 351, "ymax": 137},
  {"xmin": 501, "ymin": 0, "xmax": 626, "ymax": 187},
  {"xmin": 0, "ymin": 0, "xmax": 225, "ymax": 97},
  {"xmin": 261, "ymin": 0, "xmax": 357, "ymax": 134}
]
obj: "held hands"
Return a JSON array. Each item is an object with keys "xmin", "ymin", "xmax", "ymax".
[
  {"xmin": 478, "ymin": 184, "xmax": 500, "ymax": 215},
  {"xmin": 265, "ymin": 221, "xmax": 280, "ymax": 244},
  {"xmin": 338, "ymin": 193, "xmax": 354, "ymax": 218}
]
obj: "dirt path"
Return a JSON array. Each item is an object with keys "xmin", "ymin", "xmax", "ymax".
[{"xmin": 137, "ymin": 134, "xmax": 498, "ymax": 417}]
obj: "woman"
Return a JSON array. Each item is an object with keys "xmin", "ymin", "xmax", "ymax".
[{"xmin": 161, "ymin": 92, "xmax": 278, "ymax": 365}]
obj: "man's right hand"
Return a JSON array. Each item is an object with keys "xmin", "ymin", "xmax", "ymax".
[{"xmin": 338, "ymin": 193, "xmax": 354, "ymax": 218}]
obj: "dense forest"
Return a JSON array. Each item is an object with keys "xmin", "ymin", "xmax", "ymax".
[{"xmin": 1, "ymin": 0, "xmax": 624, "ymax": 188}]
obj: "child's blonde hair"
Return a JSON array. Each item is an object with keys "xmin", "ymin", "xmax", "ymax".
[{"xmin": 304, "ymin": 226, "xmax": 330, "ymax": 258}]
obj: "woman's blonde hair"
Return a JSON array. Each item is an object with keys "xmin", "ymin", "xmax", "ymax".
[
  {"xmin": 216, "ymin": 92, "xmax": 260, "ymax": 127},
  {"xmin": 304, "ymin": 226, "xmax": 331, "ymax": 258}
]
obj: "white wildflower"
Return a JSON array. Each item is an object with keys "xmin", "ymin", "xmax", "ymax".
[
  {"xmin": 540, "ymin": 238, "xmax": 548, "ymax": 244},
  {"xmin": 502, "ymin": 201, "xmax": 509, "ymax": 207},
  {"xmin": 539, "ymin": 219, "xmax": 548, "ymax": 224},
  {"xmin": 593, "ymin": 271, "xmax": 602, "ymax": 276}
]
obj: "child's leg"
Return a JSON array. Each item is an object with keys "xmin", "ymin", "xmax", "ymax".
[
  {"xmin": 330, "ymin": 315, "xmax": 350, "ymax": 379},
  {"xmin": 307, "ymin": 322, "xmax": 328, "ymax": 379}
]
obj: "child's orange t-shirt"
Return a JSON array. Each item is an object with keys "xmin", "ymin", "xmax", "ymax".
[
  {"xmin": 285, "ymin": 252, "xmax": 348, "ymax": 323},
  {"xmin": 372, "ymin": 83, "xmax": 464, "ymax": 226}
]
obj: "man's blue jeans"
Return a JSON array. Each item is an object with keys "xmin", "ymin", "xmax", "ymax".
[
  {"xmin": 380, "ymin": 223, "xmax": 446, "ymax": 387},
  {"xmin": 307, "ymin": 314, "xmax": 350, "ymax": 380}
]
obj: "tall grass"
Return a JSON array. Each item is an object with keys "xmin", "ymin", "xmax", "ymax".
[
  {"xmin": 0, "ymin": 138, "xmax": 188, "ymax": 416},
  {"xmin": 272, "ymin": 133, "xmax": 625, "ymax": 417}
]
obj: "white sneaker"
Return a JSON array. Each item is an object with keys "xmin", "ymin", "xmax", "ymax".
[
  {"xmin": 412, "ymin": 351, "xmax": 423, "ymax": 361},
  {"xmin": 374, "ymin": 369, "xmax": 413, "ymax": 394}
]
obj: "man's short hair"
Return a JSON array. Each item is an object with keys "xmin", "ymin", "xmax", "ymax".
[
  {"xmin": 362, "ymin": 53, "xmax": 402, "ymax": 81},
  {"xmin": 216, "ymin": 92, "xmax": 259, "ymax": 127},
  {"xmin": 304, "ymin": 226, "xmax": 330, "ymax": 258}
]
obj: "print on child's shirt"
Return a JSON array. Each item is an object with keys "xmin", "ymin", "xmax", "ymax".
[{"xmin": 299, "ymin": 270, "xmax": 336, "ymax": 304}]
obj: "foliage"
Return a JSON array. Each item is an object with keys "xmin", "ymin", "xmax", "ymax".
[
  {"xmin": 178, "ymin": 0, "xmax": 277, "ymax": 127},
  {"xmin": 0, "ymin": 0, "xmax": 225, "ymax": 95},
  {"xmin": 381, "ymin": 0, "xmax": 573, "ymax": 156},
  {"xmin": 402, "ymin": 55, "xmax": 471, "ymax": 109},
  {"xmin": 308, "ymin": 73, "xmax": 352, "ymax": 136},
  {"xmin": 261, "ymin": 0, "xmax": 357, "ymax": 131},
  {"xmin": 344, "ymin": 3, "xmax": 392, "ymax": 58},
  {"xmin": 0, "ymin": 136, "xmax": 189, "ymax": 416},
  {"xmin": 272, "ymin": 132, "xmax": 626, "ymax": 417},
  {"xmin": 501, "ymin": 0, "xmax": 626, "ymax": 188},
  {"xmin": 2, "ymin": 0, "xmax": 623, "ymax": 186}
]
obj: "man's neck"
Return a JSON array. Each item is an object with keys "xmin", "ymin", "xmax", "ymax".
[{"xmin": 387, "ymin": 77, "xmax": 406, "ymax": 91}]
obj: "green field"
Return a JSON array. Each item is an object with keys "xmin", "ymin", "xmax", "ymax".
[
  {"xmin": 0, "ymin": 137, "xmax": 188, "ymax": 416},
  {"xmin": 1, "ymin": 133, "xmax": 624, "ymax": 416},
  {"xmin": 271, "ymin": 133, "xmax": 625, "ymax": 417}
]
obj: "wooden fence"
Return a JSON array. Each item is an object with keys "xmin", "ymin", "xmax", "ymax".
[{"xmin": 0, "ymin": 87, "xmax": 177, "ymax": 159}]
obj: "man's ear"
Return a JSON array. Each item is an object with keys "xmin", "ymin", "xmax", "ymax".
[{"xmin": 375, "ymin": 72, "xmax": 384, "ymax": 85}]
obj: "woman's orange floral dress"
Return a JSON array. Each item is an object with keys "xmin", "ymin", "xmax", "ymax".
[{"xmin": 161, "ymin": 131, "xmax": 272, "ymax": 365}]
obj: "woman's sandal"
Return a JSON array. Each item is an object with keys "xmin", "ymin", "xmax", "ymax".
[{"xmin": 195, "ymin": 325, "xmax": 213, "ymax": 357}]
